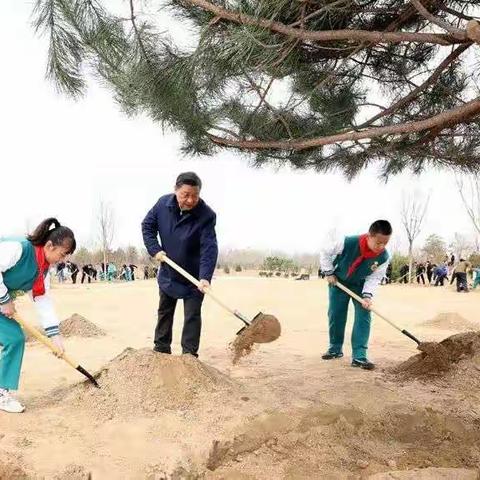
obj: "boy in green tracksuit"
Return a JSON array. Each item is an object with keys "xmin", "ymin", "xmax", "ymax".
[{"xmin": 320, "ymin": 220, "xmax": 392, "ymax": 370}]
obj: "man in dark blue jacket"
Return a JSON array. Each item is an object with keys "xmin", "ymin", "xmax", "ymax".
[{"xmin": 141, "ymin": 172, "xmax": 218, "ymax": 357}]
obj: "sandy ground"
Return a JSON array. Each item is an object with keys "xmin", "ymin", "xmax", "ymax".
[{"xmin": 1, "ymin": 275, "xmax": 480, "ymax": 479}]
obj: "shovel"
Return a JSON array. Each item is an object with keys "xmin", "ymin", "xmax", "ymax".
[
  {"xmin": 333, "ymin": 280, "xmax": 423, "ymax": 347},
  {"xmin": 160, "ymin": 254, "xmax": 280, "ymax": 339},
  {"xmin": 14, "ymin": 315, "xmax": 100, "ymax": 387}
]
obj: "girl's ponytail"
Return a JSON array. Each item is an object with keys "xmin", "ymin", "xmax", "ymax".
[{"xmin": 28, "ymin": 218, "xmax": 76, "ymax": 254}]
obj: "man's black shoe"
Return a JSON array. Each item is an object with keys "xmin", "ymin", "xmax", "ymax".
[
  {"xmin": 182, "ymin": 352, "xmax": 199, "ymax": 358},
  {"xmin": 351, "ymin": 359, "xmax": 375, "ymax": 370},
  {"xmin": 153, "ymin": 347, "xmax": 171, "ymax": 354},
  {"xmin": 321, "ymin": 352, "xmax": 343, "ymax": 360}
]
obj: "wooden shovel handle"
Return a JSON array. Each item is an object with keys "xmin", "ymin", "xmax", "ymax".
[
  {"xmin": 333, "ymin": 281, "xmax": 404, "ymax": 333},
  {"xmin": 14, "ymin": 315, "xmax": 78, "ymax": 369},
  {"xmin": 161, "ymin": 254, "xmax": 237, "ymax": 317}
]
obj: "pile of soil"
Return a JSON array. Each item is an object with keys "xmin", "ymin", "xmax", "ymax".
[
  {"xmin": 0, "ymin": 459, "xmax": 30, "ymax": 480},
  {"xmin": 206, "ymin": 404, "xmax": 480, "ymax": 479},
  {"xmin": 230, "ymin": 314, "xmax": 281, "ymax": 364},
  {"xmin": 53, "ymin": 464, "xmax": 92, "ymax": 480},
  {"xmin": 25, "ymin": 314, "xmax": 105, "ymax": 342},
  {"xmin": 368, "ymin": 467, "xmax": 479, "ymax": 480},
  {"xmin": 390, "ymin": 332, "xmax": 480, "ymax": 378},
  {"xmin": 59, "ymin": 313, "xmax": 106, "ymax": 338},
  {"xmin": 421, "ymin": 313, "xmax": 478, "ymax": 331},
  {"xmin": 63, "ymin": 348, "xmax": 238, "ymax": 418}
]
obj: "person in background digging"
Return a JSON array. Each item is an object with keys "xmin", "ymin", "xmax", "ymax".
[
  {"xmin": 67, "ymin": 261, "xmax": 79, "ymax": 284},
  {"xmin": 385, "ymin": 262, "xmax": 392, "ymax": 284},
  {"xmin": 0, "ymin": 218, "xmax": 75, "ymax": 413},
  {"xmin": 434, "ymin": 262, "xmax": 448, "ymax": 286},
  {"xmin": 416, "ymin": 262, "xmax": 426, "ymax": 285},
  {"xmin": 399, "ymin": 263, "xmax": 409, "ymax": 283},
  {"xmin": 426, "ymin": 260, "xmax": 434, "ymax": 284},
  {"xmin": 454, "ymin": 258, "xmax": 471, "ymax": 293},
  {"xmin": 81, "ymin": 264, "xmax": 93, "ymax": 284},
  {"xmin": 320, "ymin": 220, "xmax": 392, "ymax": 370},
  {"xmin": 129, "ymin": 264, "xmax": 137, "ymax": 281},
  {"xmin": 142, "ymin": 172, "xmax": 218, "ymax": 357}
]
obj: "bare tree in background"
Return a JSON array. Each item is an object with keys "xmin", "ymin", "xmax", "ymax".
[
  {"xmin": 97, "ymin": 200, "xmax": 115, "ymax": 280},
  {"xmin": 450, "ymin": 232, "xmax": 473, "ymax": 260},
  {"xmin": 456, "ymin": 174, "xmax": 480, "ymax": 236},
  {"xmin": 401, "ymin": 191, "xmax": 430, "ymax": 283}
]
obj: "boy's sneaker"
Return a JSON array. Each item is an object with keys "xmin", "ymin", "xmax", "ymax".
[
  {"xmin": 351, "ymin": 358, "xmax": 375, "ymax": 370},
  {"xmin": 321, "ymin": 351, "xmax": 344, "ymax": 360},
  {"xmin": 0, "ymin": 390, "xmax": 25, "ymax": 413}
]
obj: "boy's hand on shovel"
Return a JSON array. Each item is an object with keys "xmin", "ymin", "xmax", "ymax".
[
  {"xmin": 50, "ymin": 334, "xmax": 65, "ymax": 357},
  {"xmin": 361, "ymin": 298, "xmax": 373, "ymax": 310},
  {"xmin": 326, "ymin": 275, "xmax": 337, "ymax": 285}
]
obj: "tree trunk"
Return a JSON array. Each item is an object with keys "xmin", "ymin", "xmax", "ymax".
[
  {"xmin": 408, "ymin": 244, "xmax": 414, "ymax": 284},
  {"xmin": 103, "ymin": 249, "xmax": 107, "ymax": 282}
]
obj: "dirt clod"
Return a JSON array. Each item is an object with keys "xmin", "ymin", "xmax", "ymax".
[{"xmin": 230, "ymin": 314, "xmax": 281, "ymax": 364}]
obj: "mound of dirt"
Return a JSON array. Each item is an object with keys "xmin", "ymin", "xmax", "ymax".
[
  {"xmin": 0, "ymin": 464, "xmax": 29, "ymax": 480},
  {"xmin": 368, "ymin": 467, "xmax": 479, "ymax": 480},
  {"xmin": 0, "ymin": 457, "xmax": 30, "ymax": 480},
  {"xmin": 64, "ymin": 348, "xmax": 238, "ymax": 418},
  {"xmin": 25, "ymin": 314, "xmax": 105, "ymax": 343},
  {"xmin": 390, "ymin": 332, "xmax": 480, "ymax": 378},
  {"xmin": 59, "ymin": 313, "xmax": 106, "ymax": 338},
  {"xmin": 53, "ymin": 464, "xmax": 91, "ymax": 480},
  {"xmin": 230, "ymin": 314, "xmax": 281, "ymax": 364},
  {"xmin": 421, "ymin": 312, "xmax": 478, "ymax": 331},
  {"xmin": 206, "ymin": 404, "xmax": 480, "ymax": 478}
]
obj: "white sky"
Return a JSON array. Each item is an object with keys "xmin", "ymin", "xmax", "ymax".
[{"xmin": 1, "ymin": 0, "xmax": 475, "ymax": 254}]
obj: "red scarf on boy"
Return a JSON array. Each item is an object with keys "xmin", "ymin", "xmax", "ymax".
[
  {"xmin": 346, "ymin": 234, "xmax": 382, "ymax": 278},
  {"xmin": 33, "ymin": 246, "xmax": 50, "ymax": 299}
]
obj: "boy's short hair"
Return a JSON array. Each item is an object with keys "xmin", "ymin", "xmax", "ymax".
[
  {"xmin": 175, "ymin": 172, "xmax": 202, "ymax": 189},
  {"xmin": 369, "ymin": 220, "xmax": 392, "ymax": 236}
]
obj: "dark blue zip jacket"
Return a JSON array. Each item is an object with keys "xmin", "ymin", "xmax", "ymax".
[{"xmin": 141, "ymin": 194, "xmax": 218, "ymax": 298}]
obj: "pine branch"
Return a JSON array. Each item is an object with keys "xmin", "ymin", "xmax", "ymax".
[
  {"xmin": 357, "ymin": 42, "xmax": 471, "ymax": 129},
  {"xmin": 208, "ymin": 98, "xmax": 480, "ymax": 150},
  {"xmin": 33, "ymin": 0, "xmax": 86, "ymax": 97},
  {"xmin": 411, "ymin": 0, "xmax": 467, "ymax": 39},
  {"xmin": 180, "ymin": 0, "xmax": 464, "ymax": 46}
]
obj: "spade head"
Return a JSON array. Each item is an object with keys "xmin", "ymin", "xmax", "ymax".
[{"xmin": 236, "ymin": 312, "xmax": 281, "ymax": 344}]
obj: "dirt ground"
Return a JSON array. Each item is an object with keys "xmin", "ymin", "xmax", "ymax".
[{"xmin": 2, "ymin": 275, "xmax": 480, "ymax": 479}]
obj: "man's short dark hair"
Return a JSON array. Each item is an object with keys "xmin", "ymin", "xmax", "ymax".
[
  {"xmin": 175, "ymin": 172, "xmax": 202, "ymax": 189},
  {"xmin": 369, "ymin": 220, "xmax": 392, "ymax": 236}
]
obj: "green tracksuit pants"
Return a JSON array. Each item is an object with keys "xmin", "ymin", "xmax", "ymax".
[
  {"xmin": 0, "ymin": 314, "xmax": 25, "ymax": 390},
  {"xmin": 327, "ymin": 284, "xmax": 371, "ymax": 360}
]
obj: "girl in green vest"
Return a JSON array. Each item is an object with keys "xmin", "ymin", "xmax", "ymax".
[
  {"xmin": 0, "ymin": 218, "xmax": 76, "ymax": 413},
  {"xmin": 320, "ymin": 220, "xmax": 392, "ymax": 370}
]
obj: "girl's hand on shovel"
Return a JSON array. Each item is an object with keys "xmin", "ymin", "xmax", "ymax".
[
  {"xmin": 51, "ymin": 335, "xmax": 65, "ymax": 357},
  {"xmin": 0, "ymin": 300, "xmax": 16, "ymax": 319}
]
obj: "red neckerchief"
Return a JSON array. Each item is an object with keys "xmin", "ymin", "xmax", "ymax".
[
  {"xmin": 32, "ymin": 246, "xmax": 50, "ymax": 298},
  {"xmin": 346, "ymin": 234, "xmax": 382, "ymax": 277}
]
